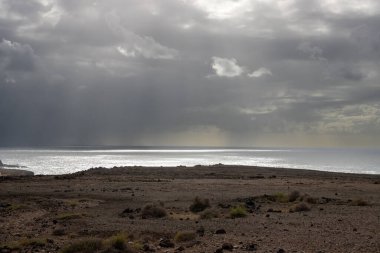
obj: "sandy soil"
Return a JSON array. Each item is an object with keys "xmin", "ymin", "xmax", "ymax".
[{"xmin": 1, "ymin": 165, "xmax": 380, "ymax": 253}]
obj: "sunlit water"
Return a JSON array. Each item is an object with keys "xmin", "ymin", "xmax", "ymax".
[{"xmin": 1, "ymin": 147, "xmax": 379, "ymax": 175}]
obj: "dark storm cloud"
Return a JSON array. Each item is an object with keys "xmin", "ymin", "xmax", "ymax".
[{"xmin": 0, "ymin": 0, "xmax": 380, "ymax": 147}]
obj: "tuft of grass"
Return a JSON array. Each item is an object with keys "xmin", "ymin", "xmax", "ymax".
[
  {"xmin": 141, "ymin": 204, "xmax": 167, "ymax": 218},
  {"xmin": 230, "ymin": 205, "xmax": 247, "ymax": 218},
  {"xmin": 290, "ymin": 202, "xmax": 310, "ymax": 212},
  {"xmin": 351, "ymin": 199, "xmax": 369, "ymax": 206},
  {"xmin": 56, "ymin": 213, "xmax": 83, "ymax": 221},
  {"xmin": 0, "ymin": 238, "xmax": 46, "ymax": 248},
  {"xmin": 174, "ymin": 231, "xmax": 196, "ymax": 242},
  {"xmin": 199, "ymin": 209, "xmax": 219, "ymax": 219},
  {"xmin": 104, "ymin": 232, "xmax": 131, "ymax": 251},
  {"xmin": 288, "ymin": 191, "xmax": 300, "ymax": 202},
  {"xmin": 274, "ymin": 192, "xmax": 289, "ymax": 203},
  {"xmin": 305, "ymin": 196, "xmax": 319, "ymax": 204},
  {"xmin": 189, "ymin": 197, "xmax": 210, "ymax": 213},
  {"xmin": 60, "ymin": 239, "xmax": 103, "ymax": 253}
]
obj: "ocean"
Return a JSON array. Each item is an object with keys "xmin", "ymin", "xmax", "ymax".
[{"xmin": 1, "ymin": 147, "xmax": 379, "ymax": 175}]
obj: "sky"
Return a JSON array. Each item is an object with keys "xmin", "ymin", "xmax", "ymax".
[{"xmin": 0, "ymin": 0, "xmax": 380, "ymax": 147}]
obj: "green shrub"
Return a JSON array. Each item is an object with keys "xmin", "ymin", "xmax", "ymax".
[
  {"xmin": 230, "ymin": 205, "xmax": 247, "ymax": 218},
  {"xmin": 174, "ymin": 231, "xmax": 196, "ymax": 242},
  {"xmin": 142, "ymin": 204, "xmax": 167, "ymax": 218},
  {"xmin": 189, "ymin": 197, "xmax": 210, "ymax": 213},
  {"xmin": 108, "ymin": 235, "xmax": 126, "ymax": 250},
  {"xmin": 60, "ymin": 239, "xmax": 103, "ymax": 253}
]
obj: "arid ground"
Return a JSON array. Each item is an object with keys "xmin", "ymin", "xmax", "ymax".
[{"xmin": 1, "ymin": 165, "xmax": 380, "ymax": 253}]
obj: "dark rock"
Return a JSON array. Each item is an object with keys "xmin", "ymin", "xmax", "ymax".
[
  {"xmin": 218, "ymin": 203, "xmax": 231, "ymax": 209},
  {"xmin": 0, "ymin": 246, "xmax": 11, "ymax": 253},
  {"xmin": 159, "ymin": 238, "xmax": 174, "ymax": 248},
  {"xmin": 215, "ymin": 248, "xmax": 224, "ymax": 253},
  {"xmin": 196, "ymin": 226, "xmax": 205, "ymax": 237},
  {"xmin": 215, "ymin": 229, "xmax": 226, "ymax": 234},
  {"xmin": 244, "ymin": 243, "xmax": 258, "ymax": 251},
  {"xmin": 222, "ymin": 243, "xmax": 233, "ymax": 251},
  {"xmin": 0, "ymin": 202, "xmax": 10, "ymax": 210},
  {"xmin": 143, "ymin": 244, "xmax": 155, "ymax": 252},
  {"xmin": 176, "ymin": 246, "xmax": 185, "ymax": 252},
  {"xmin": 277, "ymin": 249, "xmax": 285, "ymax": 253}
]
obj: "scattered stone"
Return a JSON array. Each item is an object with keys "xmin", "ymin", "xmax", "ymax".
[
  {"xmin": 159, "ymin": 238, "xmax": 175, "ymax": 248},
  {"xmin": 244, "ymin": 243, "xmax": 258, "ymax": 251},
  {"xmin": 0, "ymin": 246, "xmax": 11, "ymax": 253},
  {"xmin": 215, "ymin": 229, "xmax": 226, "ymax": 234},
  {"xmin": 196, "ymin": 226, "xmax": 205, "ymax": 237},
  {"xmin": 222, "ymin": 243, "xmax": 233, "ymax": 251},
  {"xmin": 176, "ymin": 246, "xmax": 185, "ymax": 252},
  {"xmin": 218, "ymin": 203, "xmax": 231, "ymax": 209},
  {"xmin": 143, "ymin": 244, "xmax": 155, "ymax": 252},
  {"xmin": 122, "ymin": 208, "xmax": 134, "ymax": 213}
]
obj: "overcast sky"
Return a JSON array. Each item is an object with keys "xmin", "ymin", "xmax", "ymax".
[{"xmin": 0, "ymin": 0, "xmax": 380, "ymax": 147}]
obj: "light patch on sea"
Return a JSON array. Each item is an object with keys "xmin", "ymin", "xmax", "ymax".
[{"xmin": 0, "ymin": 147, "xmax": 379, "ymax": 175}]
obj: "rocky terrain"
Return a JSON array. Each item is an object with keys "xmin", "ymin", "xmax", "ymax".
[{"xmin": 1, "ymin": 165, "xmax": 379, "ymax": 253}]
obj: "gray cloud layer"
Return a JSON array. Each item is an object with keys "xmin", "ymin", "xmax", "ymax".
[{"xmin": 1, "ymin": 0, "xmax": 380, "ymax": 147}]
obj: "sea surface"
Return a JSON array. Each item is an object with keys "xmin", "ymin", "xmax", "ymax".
[{"xmin": 1, "ymin": 147, "xmax": 379, "ymax": 175}]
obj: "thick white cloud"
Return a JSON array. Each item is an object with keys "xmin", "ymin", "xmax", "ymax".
[
  {"xmin": 248, "ymin": 67, "xmax": 272, "ymax": 78},
  {"xmin": 211, "ymin": 57, "xmax": 244, "ymax": 77},
  {"xmin": 106, "ymin": 12, "xmax": 178, "ymax": 60}
]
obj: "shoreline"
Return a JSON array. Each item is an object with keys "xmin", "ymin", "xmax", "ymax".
[{"xmin": 1, "ymin": 164, "xmax": 380, "ymax": 177}]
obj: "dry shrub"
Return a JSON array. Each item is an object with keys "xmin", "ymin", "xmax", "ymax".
[
  {"xmin": 288, "ymin": 191, "xmax": 300, "ymax": 202},
  {"xmin": 274, "ymin": 192, "xmax": 289, "ymax": 203},
  {"xmin": 189, "ymin": 197, "xmax": 210, "ymax": 213},
  {"xmin": 61, "ymin": 239, "xmax": 103, "ymax": 253},
  {"xmin": 200, "ymin": 209, "xmax": 219, "ymax": 219},
  {"xmin": 290, "ymin": 202, "xmax": 310, "ymax": 212},
  {"xmin": 141, "ymin": 204, "xmax": 167, "ymax": 218},
  {"xmin": 174, "ymin": 231, "xmax": 196, "ymax": 242},
  {"xmin": 351, "ymin": 199, "xmax": 369, "ymax": 206}
]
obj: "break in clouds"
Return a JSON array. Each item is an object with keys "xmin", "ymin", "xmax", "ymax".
[{"xmin": 0, "ymin": 0, "xmax": 380, "ymax": 147}]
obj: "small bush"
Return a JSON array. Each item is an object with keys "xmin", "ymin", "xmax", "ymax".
[
  {"xmin": 142, "ymin": 204, "xmax": 167, "ymax": 218},
  {"xmin": 20, "ymin": 238, "xmax": 46, "ymax": 247},
  {"xmin": 200, "ymin": 209, "xmax": 219, "ymax": 219},
  {"xmin": 274, "ymin": 192, "xmax": 289, "ymax": 203},
  {"xmin": 230, "ymin": 205, "xmax": 247, "ymax": 218},
  {"xmin": 305, "ymin": 196, "xmax": 318, "ymax": 204},
  {"xmin": 189, "ymin": 197, "xmax": 210, "ymax": 213},
  {"xmin": 288, "ymin": 191, "xmax": 300, "ymax": 202},
  {"xmin": 174, "ymin": 231, "xmax": 196, "ymax": 242},
  {"xmin": 351, "ymin": 199, "xmax": 369, "ymax": 206},
  {"xmin": 108, "ymin": 235, "xmax": 126, "ymax": 250},
  {"xmin": 56, "ymin": 213, "xmax": 83, "ymax": 221},
  {"xmin": 52, "ymin": 229, "xmax": 66, "ymax": 236},
  {"xmin": 290, "ymin": 202, "xmax": 310, "ymax": 212},
  {"xmin": 61, "ymin": 239, "xmax": 103, "ymax": 253}
]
